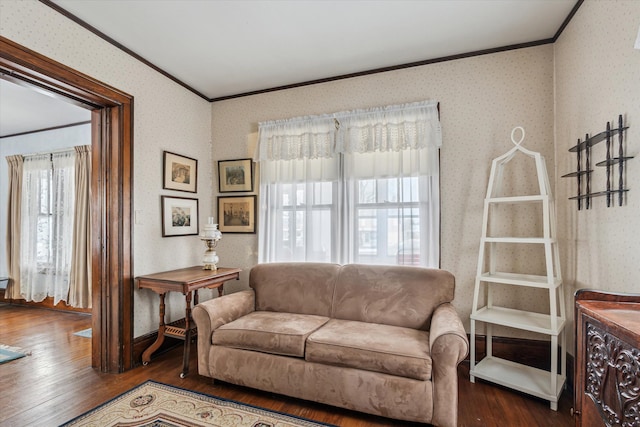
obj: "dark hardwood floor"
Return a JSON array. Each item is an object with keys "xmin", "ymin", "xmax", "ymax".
[{"xmin": 0, "ymin": 303, "xmax": 574, "ymax": 426}]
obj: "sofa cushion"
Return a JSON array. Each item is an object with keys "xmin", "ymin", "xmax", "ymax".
[
  {"xmin": 305, "ymin": 319, "xmax": 432, "ymax": 381},
  {"xmin": 332, "ymin": 264, "xmax": 455, "ymax": 330},
  {"xmin": 213, "ymin": 311, "xmax": 329, "ymax": 357},
  {"xmin": 249, "ymin": 263, "xmax": 340, "ymax": 317}
]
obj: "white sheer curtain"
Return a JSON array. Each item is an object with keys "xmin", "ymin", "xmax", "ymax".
[
  {"xmin": 20, "ymin": 151, "xmax": 76, "ymax": 304},
  {"xmin": 257, "ymin": 100, "xmax": 441, "ymax": 267},
  {"xmin": 257, "ymin": 115, "xmax": 339, "ymax": 262}
]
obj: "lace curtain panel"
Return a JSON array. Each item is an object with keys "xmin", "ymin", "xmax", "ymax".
[
  {"xmin": 257, "ymin": 100, "xmax": 441, "ymax": 267},
  {"xmin": 19, "ymin": 151, "xmax": 76, "ymax": 305},
  {"xmin": 256, "ymin": 100, "xmax": 441, "ymax": 161}
]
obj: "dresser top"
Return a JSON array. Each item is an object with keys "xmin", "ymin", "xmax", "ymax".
[{"xmin": 577, "ymin": 300, "xmax": 640, "ymax": 345}]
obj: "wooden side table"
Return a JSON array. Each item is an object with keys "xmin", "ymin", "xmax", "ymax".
[{"xmin": 136, "ymin": 266, "xmax": 241, "ymax": 378}]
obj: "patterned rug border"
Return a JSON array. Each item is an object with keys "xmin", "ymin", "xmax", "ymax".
[{"xmin": 60, "ymin": 379, "xmax": 337, "ymax": 427}]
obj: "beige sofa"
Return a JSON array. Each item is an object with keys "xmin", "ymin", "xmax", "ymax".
[{"xmin": 193, "ymin": 263, "xmax": 468, "ymax": 426}]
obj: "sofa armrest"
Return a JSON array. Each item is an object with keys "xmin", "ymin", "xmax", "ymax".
[
  {"xmin": 192, "ymin": 289, "xmax": 255, "ymax": 377},
  {"xmin": 429, "ymin": 302, "xmax": 469, "ymax": 427}
]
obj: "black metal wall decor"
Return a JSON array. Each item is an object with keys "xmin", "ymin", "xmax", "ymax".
[{"xmin": 562, "ymin": 114, "xmax": 632, "ymax": 210}]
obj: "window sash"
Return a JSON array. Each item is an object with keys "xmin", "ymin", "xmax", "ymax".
[{"xmin": 259, "ymin": 152, "xmax": 439, "ymax": 267}]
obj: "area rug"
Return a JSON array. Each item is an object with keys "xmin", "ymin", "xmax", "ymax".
[
  {"xmin": 73, "ymin": 328, "xmax": 92, "ymax": 338},
  {"xmin": 60, "ymin": 380, "xmax": 335, "ymax": 427},
  {"xmin": 0, "ymin": 344, "xmax": 31, "ymax": 364}
]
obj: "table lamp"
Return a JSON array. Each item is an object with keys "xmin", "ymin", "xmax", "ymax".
[{"xmin": 200, "ymin": 217, "xmax": 222, "ymax": 270}]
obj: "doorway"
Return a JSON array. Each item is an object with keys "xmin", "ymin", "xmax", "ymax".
[{"xmin": 0, "ymin": 36, "xmax": 134, "ymax": 373}]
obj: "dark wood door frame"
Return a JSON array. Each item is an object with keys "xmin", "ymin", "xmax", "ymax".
[{"xmin": 0, "ymin": 36, "xmax": 134, "ymax": 373}]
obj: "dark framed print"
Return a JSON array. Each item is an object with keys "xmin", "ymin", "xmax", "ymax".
[
  {"xmin": 163, "ymin": 151, "xmax": 197, "ymax": 193},
  {"xmin": 218, "ymin": 195, "xmax": 256, "ymax": 234},
  {"xmin": 218, "ymin": 158, "xmax": 254, "ymax": 193},
  {"xmin": 161, "ymin": 196, "xmax": 199, "ymax": 237}
]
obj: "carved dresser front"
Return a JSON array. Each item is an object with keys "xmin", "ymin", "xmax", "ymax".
[{"xmin": 574, "ymin": 290, "xmax": 640, "ymax": 427}]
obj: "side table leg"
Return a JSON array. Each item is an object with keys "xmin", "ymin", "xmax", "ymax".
[
  {"xmin": 180, "ymin": 291, "xmax": 193, "ymax": 378},
  {"xmin": 142, "ymin": 292, "xmax": 166, "ymax": 365}
]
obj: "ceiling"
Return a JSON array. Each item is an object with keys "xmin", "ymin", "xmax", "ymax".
[
  {"xmin": 1, "ymin": 0, "xmax": 580, "ymax": 137},
  {"xmin": 0, "ymin": 79, "xmax": 91, "ymax": 138}
]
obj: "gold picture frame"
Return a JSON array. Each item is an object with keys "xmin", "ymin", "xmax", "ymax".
[
  {"xmin": 217, "ymin": 195, "xmax": 256, "ymax": 234},
  {"xmin": 163, "ymin": 151, "xmax": 197, "ymax": 193},
  {"xmin": 218, "ymin": 158, "xmax": 254, "ymax": 193}
]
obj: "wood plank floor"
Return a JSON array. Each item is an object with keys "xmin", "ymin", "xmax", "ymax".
[{"xmin": 0, "ymin": 304, "xmax": 574, "ymax": 426}]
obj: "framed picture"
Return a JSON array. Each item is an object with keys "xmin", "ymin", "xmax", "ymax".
[
  {"xmin": 218, "ymin": 158, "xmax": 254, "ymax": 193},
  {"xmin": 218, "ymin": 195, "xmax": 256, "ymax": 234},
  {"xmin": 161, "ymin": 196, "xmax": 199, "ymax": 237},
  {"xmin": 163, "ymin": 151, "xmax": 197, "ymax": 193}
]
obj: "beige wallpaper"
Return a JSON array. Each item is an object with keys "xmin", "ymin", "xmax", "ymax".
[
  {"xmin": 0, "ymin": 0, "xmax": 213, "ymax": 336},
  {"xmin": 212, "ymin": 44, "xmax": 556, "ymax": 336},
  {"xmin": 554, "ymin": 0, "xmax": 640, "ymax": 349}
]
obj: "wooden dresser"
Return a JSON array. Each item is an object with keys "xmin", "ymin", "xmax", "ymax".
[{"xmin": 574, "ymin": 290, "xmax": 640, "ymax": 426}]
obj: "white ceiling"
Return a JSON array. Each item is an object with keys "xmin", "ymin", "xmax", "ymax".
[
  {"xmin": 1, "ymin": 0, "xmax": 579, "ymax": 137},
  {"xmin": 51, "ymin": 0, "xmax": 579, "ymax": 100},
  {"xmin": 0, "ymin": 79, "xmax": 91, "ymax": 138}
]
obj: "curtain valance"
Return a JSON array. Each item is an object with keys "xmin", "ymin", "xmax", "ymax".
[{"xmin": 257, "ymin": 100, "xmax": 441, "ymax": 161}]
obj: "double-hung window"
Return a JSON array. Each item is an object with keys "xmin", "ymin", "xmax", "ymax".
[{"xmin": 257, "ymin": 101, "xmax": 441, "ymax": 268}]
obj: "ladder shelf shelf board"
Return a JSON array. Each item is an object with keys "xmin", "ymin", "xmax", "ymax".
[
  {"xmin": 478, "ymin": 272, "xmax": 561, "ymax": 288},
  {"xmin": 470, "ymin": 126, "xmax": 566, "ymax": 410},
  {"xmin": 485, "ymin": 195, "xmax": 547, "ymax": 204},
  {"xmin": 471, "ymin": 306, "xmax": 566, "ymax": 335},
  {"xmin": 482, "ymin": 237, "xmax": 556, "ymax": 244},
  {"xmin": 470, "ymin": 357, "xmax": 566, "ymax": 409}
]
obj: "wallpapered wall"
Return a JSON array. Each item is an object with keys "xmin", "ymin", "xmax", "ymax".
[
  {"xmin": 554, "ymin": 0, "xmax": 640, "ymax": 350},
  {"xmin": 3, "ymin": 0, "xmax": 636, "ymax": 347},
  {"xmin": 0, "ymin": 0, "xmax": 213, "ymax": 336},
  {"xmin": 211, "ymin": 44, "xmax": 556, "ymax": 336}
]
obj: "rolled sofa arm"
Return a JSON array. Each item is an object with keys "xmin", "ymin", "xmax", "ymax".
[
  {"xmin": 192, "ymin": 289, "xmax": 255, "ymax": 377},
  {"xmin": 429, "ymin": 302, "xmax": 469, "ymax": 427}
]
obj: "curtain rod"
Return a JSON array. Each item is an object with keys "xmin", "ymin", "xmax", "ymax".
[
  {"xmin": 259, "ymin": 100, "xmax": 439, "ymax": 129},
  {"xmin": 20, "ymin": 146, "xmax": 79, "ymax": 159}
]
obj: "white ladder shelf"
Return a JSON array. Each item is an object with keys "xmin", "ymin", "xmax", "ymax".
[{"xmin": 469, "ymin": 127, "xmax": 566, "ymax": 410}]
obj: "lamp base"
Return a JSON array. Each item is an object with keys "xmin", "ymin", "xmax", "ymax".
[{"xmin": 202, "ymin": 248, "xmax": 219, "ymax": 271}]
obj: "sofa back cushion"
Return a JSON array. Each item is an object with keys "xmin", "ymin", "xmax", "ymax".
[
  {"xmin": 332, "ymin": 264, "xmax": 455, "ymax": 330},
  {"xmin": 249, "ymin": 262, "xmax": 340, "ymax": 316}
]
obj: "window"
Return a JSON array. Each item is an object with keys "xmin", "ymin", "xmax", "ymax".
[
  {"xmin": 278, "ymin": 181, "xmax": 334, "ymax": 262},
  {"xmin": 36, "ymin": 167, "xmax": 53, "ymax": 268},
  {"xmin": 257, "ymin": 101, "xmax": 441, "ymax": 267},
  {"xmin": 355, "ymin": 177, "xmax": 421, "ymax": 265}
]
